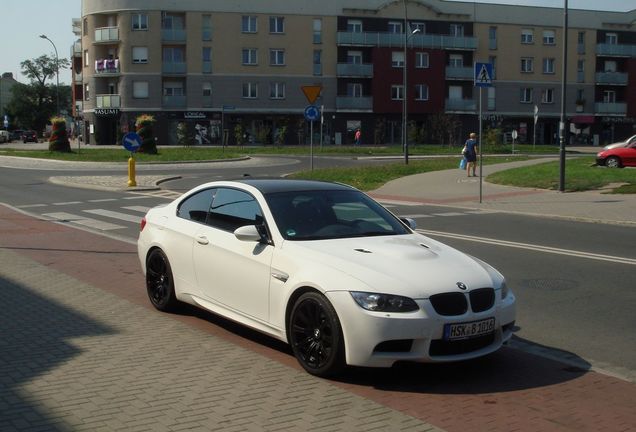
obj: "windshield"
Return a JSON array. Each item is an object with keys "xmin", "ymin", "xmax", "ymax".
[{"xmin": 265, "ymin": 189, "xmax": 410, "ymax": 240}]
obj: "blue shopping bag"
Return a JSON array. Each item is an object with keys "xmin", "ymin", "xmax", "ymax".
[{"xmin": 459, "ymin": 158, "xmax": 467, "ymax": 170}]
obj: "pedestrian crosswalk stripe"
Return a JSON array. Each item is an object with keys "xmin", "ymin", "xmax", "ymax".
[
  {"xmin": 401, "ymin": 213, "xmax": 433, "ymax": 218},
  {"xmin": 123, "ymin": 195, "xmax": 154, "ymax": 200},
  {"xmin": 432, "ymin": 212, "xmax": 465, "ymax": 217},
  {"xmin": 88, "ymin": 198, "xmax": 118, "ymax": 203},
  {"xmin": 123, "ymin": 206, "xmax": 152, "ymax": 213},
  {"xmin": 16, "ymin": 204, "xmax": 47, "ymax": 208},
  {"xmin": 53, "ymin": 201, "xmax": 83, "ymax": 206},
  {"xmin": 43, "ymin": 212, "xmax": 125, "ymax": 231},
  {"xmin": 84, "ymin": 209, "xmax": 142, "ymax": 223}
]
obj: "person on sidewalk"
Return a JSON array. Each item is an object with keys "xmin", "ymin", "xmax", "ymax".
[
  {"xmin": 464, "ymin": 132, "xmax": 478, "ymax": 177},
  {"xmin": 354, "ymin": 129, "xmax": 361, "ymax": 146}
]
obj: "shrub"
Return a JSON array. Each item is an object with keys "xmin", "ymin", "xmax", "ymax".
[
  {"xmin": 135, "ymin": 114, "xmax": 157, "ymax": 154},
  {"xmin": 48, "ymin": 116, "xmax": 71, "ymax": 152}
]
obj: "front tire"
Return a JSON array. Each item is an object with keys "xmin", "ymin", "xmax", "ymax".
[
  {"xmin": 289, "ymin": 292, "xmax": 345, "ymax": 377},
  {"xmin": 145, "ymin": 249, "xmax": 178, "ymax": 311},
  {"xmin": 606, "ymin": 156, "xmax": 621, "ymax": 168}
]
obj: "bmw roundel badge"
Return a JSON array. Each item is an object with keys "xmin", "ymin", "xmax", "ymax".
[{"xmin": 456, "ymin": 282, "xmax": 467, "ymax": 290}]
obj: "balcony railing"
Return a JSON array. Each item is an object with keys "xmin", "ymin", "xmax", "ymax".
[
  {"xmin": 96, "ymin": 94, "xmax": 121, "ymax": 108},
  {"xmin": 74, "ymin": 72, "xmax": 82, "ymax": 83},
  {"xmin": 337, "ymin": 63, "xmax": 373, "ymax": 78},
  {"xmin": 336, "ymin": 96, "xmax": 373, "ymax": 110},
  {"xmin": 595, "ymin": 71, "xmax": 628, "ymax": 85},
  {"xmin": 71, "ymin": 41, "xmax": 81, "ymax": 57},
  {"xmin": 337, "ymin": 31, "xmax": 477, "ymax": 50},
  {"xmin": 163, "ymin": 95, "xmax": 186, "ymax": 108},
  {"xmin": 596, "ymin": 43, "xmax": 636, "ymax": 57},
  {"xmin": 162, "ymin": 62, "xmax": 186, "ymax": 74},
  {"xmin": 594, "ymin": 102, "xmax": 626, "ymax": 114},
  {"xmin": 95, "ymin": 59, "xmax": 120, "ymax": 75},
  {"xmin": 445, "ymin": 66, "xmax": 473, "ymax": 80},
  {"xmin": 445, "ymin": 98, "xmax": 476, "ymax": 111},
  {"xmin": 162, "ymin": 28, "xmax": 186, "ymax": 42},
  {"xmin": 94, "ymin": 27, "xmax": 119, "ymax": 43}
]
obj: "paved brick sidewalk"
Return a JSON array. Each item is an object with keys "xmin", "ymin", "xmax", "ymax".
[{"xmin": 1, "ymin": 204, "xmax": 635, "ymax": 432}]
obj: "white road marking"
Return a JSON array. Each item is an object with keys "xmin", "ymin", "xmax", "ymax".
[
  {"xmin": 432, "ymin": 212, "xmax": 465, "ymax": 217},
  {"xmin": 52, "ymin": 201, "xmax": 83, "ymax": 206},
  {"xmin": 377, "ymin": 199, "xmax": 420, "ymax": 207},
  {"xmin": 123, "ymin": 195, "xmax": 154, "ymax": 200},
  {"xmin": 400, "ymin": 214, "xmax": 433, "ymax": 218},
  {"xmin": 84, "ymin": 209, "xmax": 141, "ymax": 224},
  {"xmin": 42, "ymin": 212, "xmax": 125, "ymax": 231},
  {"xmin": 417, "ymin": 229, "xmax": 636, "ymax": 266},
  {"xmin": 16, "ymin": 204, "xmax": 47, "ymax": 208},
  {"xmin": 88, "ymin": 198, "xmax": 118, "ymax": 203},
  {"xmin": 123, "ymin": 206, "xmax": 151, "ymax": 213}
]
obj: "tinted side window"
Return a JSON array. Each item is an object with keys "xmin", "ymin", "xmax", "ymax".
[
  {"xmin": 177, "ymin": 188, "xmax": 216, "ymax": 223},
  {"xmin": 208, "ymin": 188, "xmax": 262, "ymax": 232}
]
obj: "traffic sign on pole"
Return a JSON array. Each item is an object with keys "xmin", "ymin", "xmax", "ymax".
[
  {"xmin": 301, "ymin": 86, "xmax": 322, "ymax": 104},
  {"xmin": 474, "ymin": 62, "xmax": 493, "ymax": 87},
  {"xmin": 122, "ymin": 132, "xmax": 142, "ymax": 152},
  {"xmin": 304, "ymin": 105, "xmax": 320, "ymax": 122}
]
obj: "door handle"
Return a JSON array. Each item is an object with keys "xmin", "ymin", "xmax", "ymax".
[{"xmin": 195, "ymin": 235, "xmax": 209, "ymax": 245}]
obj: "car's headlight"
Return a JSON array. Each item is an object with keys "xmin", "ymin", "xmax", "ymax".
[
  {"xmin": 350, "ymin": 292, "xmax": 419, "ymax": 312},
  {"xmin": 500, "ymin": 281, "xmax": 509, "ymax": 299}
]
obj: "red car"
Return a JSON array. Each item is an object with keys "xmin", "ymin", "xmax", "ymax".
[
  {"xmin": 21, "ymin": 130, "xmax": 37, "ymax": 143},
  {"xmin": 596, "ymin": 142, "xmax": 636, "ymax": 168}
]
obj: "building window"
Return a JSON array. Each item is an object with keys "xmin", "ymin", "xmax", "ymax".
[
  {"xmin": 521, "ymin": 29, "xmax": 534, "ymax": 44},
  {"xmin": 347, "ymin": 20, "xmax": 362, "ymax": 33},
  {"xmin": 203, "ymin": 82, "xmax": 212, "ymax": 97},
  {"xmin": 242, "ymin": 48, "xmax": 258, "ymax": 65},
  {"xmin": 521, "ymin": 57, "xmax": 534, "ymax": 73},
  {"xmin": 84, "ymin": 83, "xmax": 90, "ymax": 101},
  {"xmin": 313, "ymin": 18, "xmax": 322, "ymax": 44},
  {"xmin": 543, "ymin": 58, "xmax": 555, "ymax": 74},
  {"xmin": 541, "ymin": 88, "xmax": 554, "ymax": 104},
  {"xmin": 415, "ymin": 84, "xmax": 428, "ymax": 101},
  {"xmin": 391, "ymin": 85, "xmax": 404, "ymax": 100},
  {"xmin": 313, "ymin": 49, "xmax": 322, "ymax": 76},
  {"xmin": 202, "ymin": 47, "xmax": 212, "ymax": 73},
  {"xmin": 450, "ymin": 24, "xmax": 464, "ymax": 37},
  {"xmin": 449, "ymin": 54, "xmax": 463, "ymax": 68},
  {"xmin": 347, "ymin": 83, "xmax": 362, "ymax": 97},
  {"xmin": 83, "ymin": 18, "xmax": 88, "ymax": 36},
  {"xmin": 133, "ymin": 81, "xmax": 149, "ymax": 98},
  {"xmin": 605, "ymin": 33, "xmax": 617, "ymax": 44},
  {"xmin": 132, "ymin": 46, "xmax": 148, "ymax": 64},
  {"xmin": 604, "ymin": 60, "xmax": 617, "ymax": 72},
  {"xmin": 202, "ymin": 14, "xmax": 212, "ymax": 41},
  {"xmin": 577, "ymin": 31, "xmax": 585, "ymax": 54},
  {"xmin": 132, "ymin": 13, "xmax": 148, "ymax": 31},
  {"xmin": 543, "ymin": 30, "xmax": 555, "ymax": 45},
  {"xmin": 392, "ymin": 51, "xmax": 405, "ymax": 67},
  {"xmin": 270, "ymin": 49, "xmax": 285, "ymax": 66},
  {"xmin": 488, "ymin": 56, "xmax": 497, "ymax": 79},
  {"xmin": 242, "ymin": 82, "xmax": 258, "ymax": 98},
  {"xmin": 415, "ymin": 52, "xmax": 429, "ymax": 68},
  {"xmin": 242, "ymin": 16, "xmax": 257, "ymax": 33},
  {"xmin": 520, "ymin": 88, "xmax": 533, "ymax": 103},
  {"xmin": 489, "ymin": 26, "xmax": 497, "ymax": 49},
  {"xmin": 269, "ymin": 16, "xmax": 284, "ymax": 34},
  {"xmin": 388, "ymin": 21, "xmax": 403, "ymax": 34},
  {"xmin": 603, "ymin": 90, "xmax": 616, "ymax": 103},
  {"xmin": 270, "ymin": 82, "xmax": 285, "ymax": 99},
  {"xmin": 84, "ymin": 50, "xmax": 89, "ymax": 67},
  {"xmin": 411, "ymin": 22, "xmax": 426, "ymax": 33},
  {"xmin": 163, "ymin": 81, "xmax": 184, "ymax": 97},
  {"xmin": 576, "ymin": 88, "xmax": 584, "ymax": 102},
  {"xmin": 347, "ymin": 50, "xmax": 362, "ymax": 64},
  {"xmin": 163, "ymin": 47, "xmax": 184, "ymax": 64},
  {"xmin": 487, "ymin": 87, "xmax": 496, "ymax": 110}
]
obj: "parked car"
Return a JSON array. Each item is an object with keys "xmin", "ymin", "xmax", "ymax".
[
  {"xmin": 597, "ymin": 142, "xmax": 636, "ymax": 168},
  {"xmin": 138, "ymin": 179, "xmax": 516, "ymax": 377},
  {"xmin": 21, "ymin": 130, "xmax": 37, "ymax": 143},
  {"xmin": 9, "ymin": 129, "xmax": 24, "ymax": 142},
  {"xmin": 604, "ymin": 134, "xmax": 636, "ymax": 150},
  {"xmin": 0, "ymin": 130, "xmax": 9, "ymax": 143}
]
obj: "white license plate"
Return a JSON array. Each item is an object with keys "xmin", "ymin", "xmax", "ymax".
[{"xmin": 444, "ymin": 318, "xmax": 495, "ymax": 340}]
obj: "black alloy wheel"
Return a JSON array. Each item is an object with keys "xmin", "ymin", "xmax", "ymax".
[
  {"xmin": 146, "ymin": 249, "xmax": 178, "ymax": 311},
  {"xmin": 289, "ymin": 292, "xmax": 345, "ymax": 377}
]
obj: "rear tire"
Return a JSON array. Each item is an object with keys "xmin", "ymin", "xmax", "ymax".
[
  {"xmin": 145, "ymin": 249, "xmax": 178, "ymax": 311},
  {"xmin": 605, "ymin": 156, "xmax": 621, "ymax": 168},
  {"xmin": 289, "ymin": 292, "xmax": 345, "ymax": 377}
]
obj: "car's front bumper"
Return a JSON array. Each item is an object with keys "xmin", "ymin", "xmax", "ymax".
[{"xmin": 326, "ymin": 290, "xmax": 516, "ymax": 368}]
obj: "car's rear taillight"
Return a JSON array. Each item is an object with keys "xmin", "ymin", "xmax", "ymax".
[{"xmin": 140, "ymin": 216, "xmax": 147, "ymax": 231}]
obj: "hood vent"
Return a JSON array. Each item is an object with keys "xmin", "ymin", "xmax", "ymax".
[
  {"xmin": 354, "ymin": 248, "xmax": 372, "ymax": 254},
  {"xmin": 419, "ymin": 243, "xmax": 430, "ymax": 249}
]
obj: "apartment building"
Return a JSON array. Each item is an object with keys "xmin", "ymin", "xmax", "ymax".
[{"xmin": 74, "ymin": 0, "xmax": 636, "ymax": 146}]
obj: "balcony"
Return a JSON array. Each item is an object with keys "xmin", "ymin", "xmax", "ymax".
[
  {"xmin": 594, "ymin": 102, "xmax": 626, "ymax": 114},
  {"xmin": 95, "ymin": 59, "xmax": 120, "ymax": 75},
  {"xmin": 73, "ymin": 72, "xmax": 83, "ymax": 83},
  {"xmin": 162, "ymin": 28, "xmax": 186, "ymax": 42},
  {"xmin": 337, "ymin": 63, "xmax": 373, "ymax": 78},
  {"xmin": 94, "ymin": 27, "xmax": 119, "ymax": 43},
  {"xmin": 202, "ymin": 61, "xmax": 212, "ymax": 74},
  {"xmin": 445, "ymin": 98, "xmax": 476, "ymax": 112},
  {"xmin": 336, "ymin": 96, "xmax": 373, "ymax": 110},
  {"xmin": 71, "ymin": 41, "xmax": 81, "ymax": 57},
  {"xmin": 163, "ymin": 95, "xmax": 186, "ymax": 108},
  {"xmin": 162, "ymin": 62, "xmax": 186, "ymax": 74},
  {"xmin": 337, "ymin": 32, "xmax": 477, "ymax": 50},
  {"xmin": 445, "ymin": 66, "xmax": 473, "ymax": 80},
  {"xmin": 595, "ymin": 72, "xmax": 628, "ymax": 85},
  {"xmin": 96, "ymin": 94, "xmax": 121, "ymax": 108},
  {"xmin": 596, "ymin": 43, "xmax": 636, "ymax": 57}
]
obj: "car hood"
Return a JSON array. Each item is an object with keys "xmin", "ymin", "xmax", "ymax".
[
  {"xmin": 282, "ymin": 233, "xmax": 498, "ymax": 298},
  {"xmin": 604, "ymin": 142, "xmax": 627, "ymax": 150}
]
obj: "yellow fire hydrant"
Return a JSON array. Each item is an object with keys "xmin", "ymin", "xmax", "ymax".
[{"xmin": 128, "ymin": 155, "xmax": 137, "ymax": 187}]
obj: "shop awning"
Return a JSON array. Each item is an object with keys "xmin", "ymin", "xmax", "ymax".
[{"xmin": 572, "ymin": 115, "xmax": 595, "ymax": 124}]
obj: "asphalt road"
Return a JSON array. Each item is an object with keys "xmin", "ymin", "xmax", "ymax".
[{"xmin": 0, "ymin": 154, "xmax": 634, "ymax": 379}]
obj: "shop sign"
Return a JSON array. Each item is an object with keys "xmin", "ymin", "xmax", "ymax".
[
  {"xmin": 601, "ymin": 117, "xmax": 635, "ymax": 124},
  {"xmin": 184, "ymin": 111, "xmax": 207, "ymax": 119},
  {"xmin": 95, "ymin": 108, "xmax": 120, "ymax": 116}
]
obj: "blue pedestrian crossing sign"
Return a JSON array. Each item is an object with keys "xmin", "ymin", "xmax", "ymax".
[
  {"xmin": 474, "ymin": 62, "xmax": 493, "ymax": 87},
  {"xmin": 122, "ymin": 132, "xmax": 142, "ymax": 152}
]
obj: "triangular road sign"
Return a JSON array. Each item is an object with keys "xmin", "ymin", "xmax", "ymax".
[{"xmin": 301, "ymin": 85, "xmax": 322, "ymax": 104}]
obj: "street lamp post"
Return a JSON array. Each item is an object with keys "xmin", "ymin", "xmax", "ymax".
[
  {"xmin": 39, "ymin": 34, "xmax": 60, "ymax": 114},
  {"xmin": 402, "ymin": 0, "xmax": 420, "ymax": 165}
]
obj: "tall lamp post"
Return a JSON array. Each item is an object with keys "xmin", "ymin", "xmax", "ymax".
[
  {"xmin": 558, "ymin": 0, "xmax": 568, "ymax": 192},
  {"xmin": 39, "ymin": 34, "xmax": 60, "ymax": 114},
  {"xmin": 402, "ymin": 0, "xmax": 420, "ymax": 165}
]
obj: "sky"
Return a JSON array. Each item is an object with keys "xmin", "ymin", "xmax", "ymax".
[{"xmin": 0, "ymin": 0, "xmax": 633, "ymax": 86}]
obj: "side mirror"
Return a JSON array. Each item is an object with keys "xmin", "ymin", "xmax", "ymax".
[
  {"xmin": 400, "ymin": 217, "xmax": 417, "ymax": 230},
  {"xmin": 234, "ymin": 225, "xmax": 270, "ymax": 244}
]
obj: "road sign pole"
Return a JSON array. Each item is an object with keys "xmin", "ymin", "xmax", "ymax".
[
  {"xmin": 310, "ymin": 120, "xmax": 314, "ymax": 171},
  {"xmin": 479, "ymin": 87, "xmax": 483, "ymax": 204}
]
